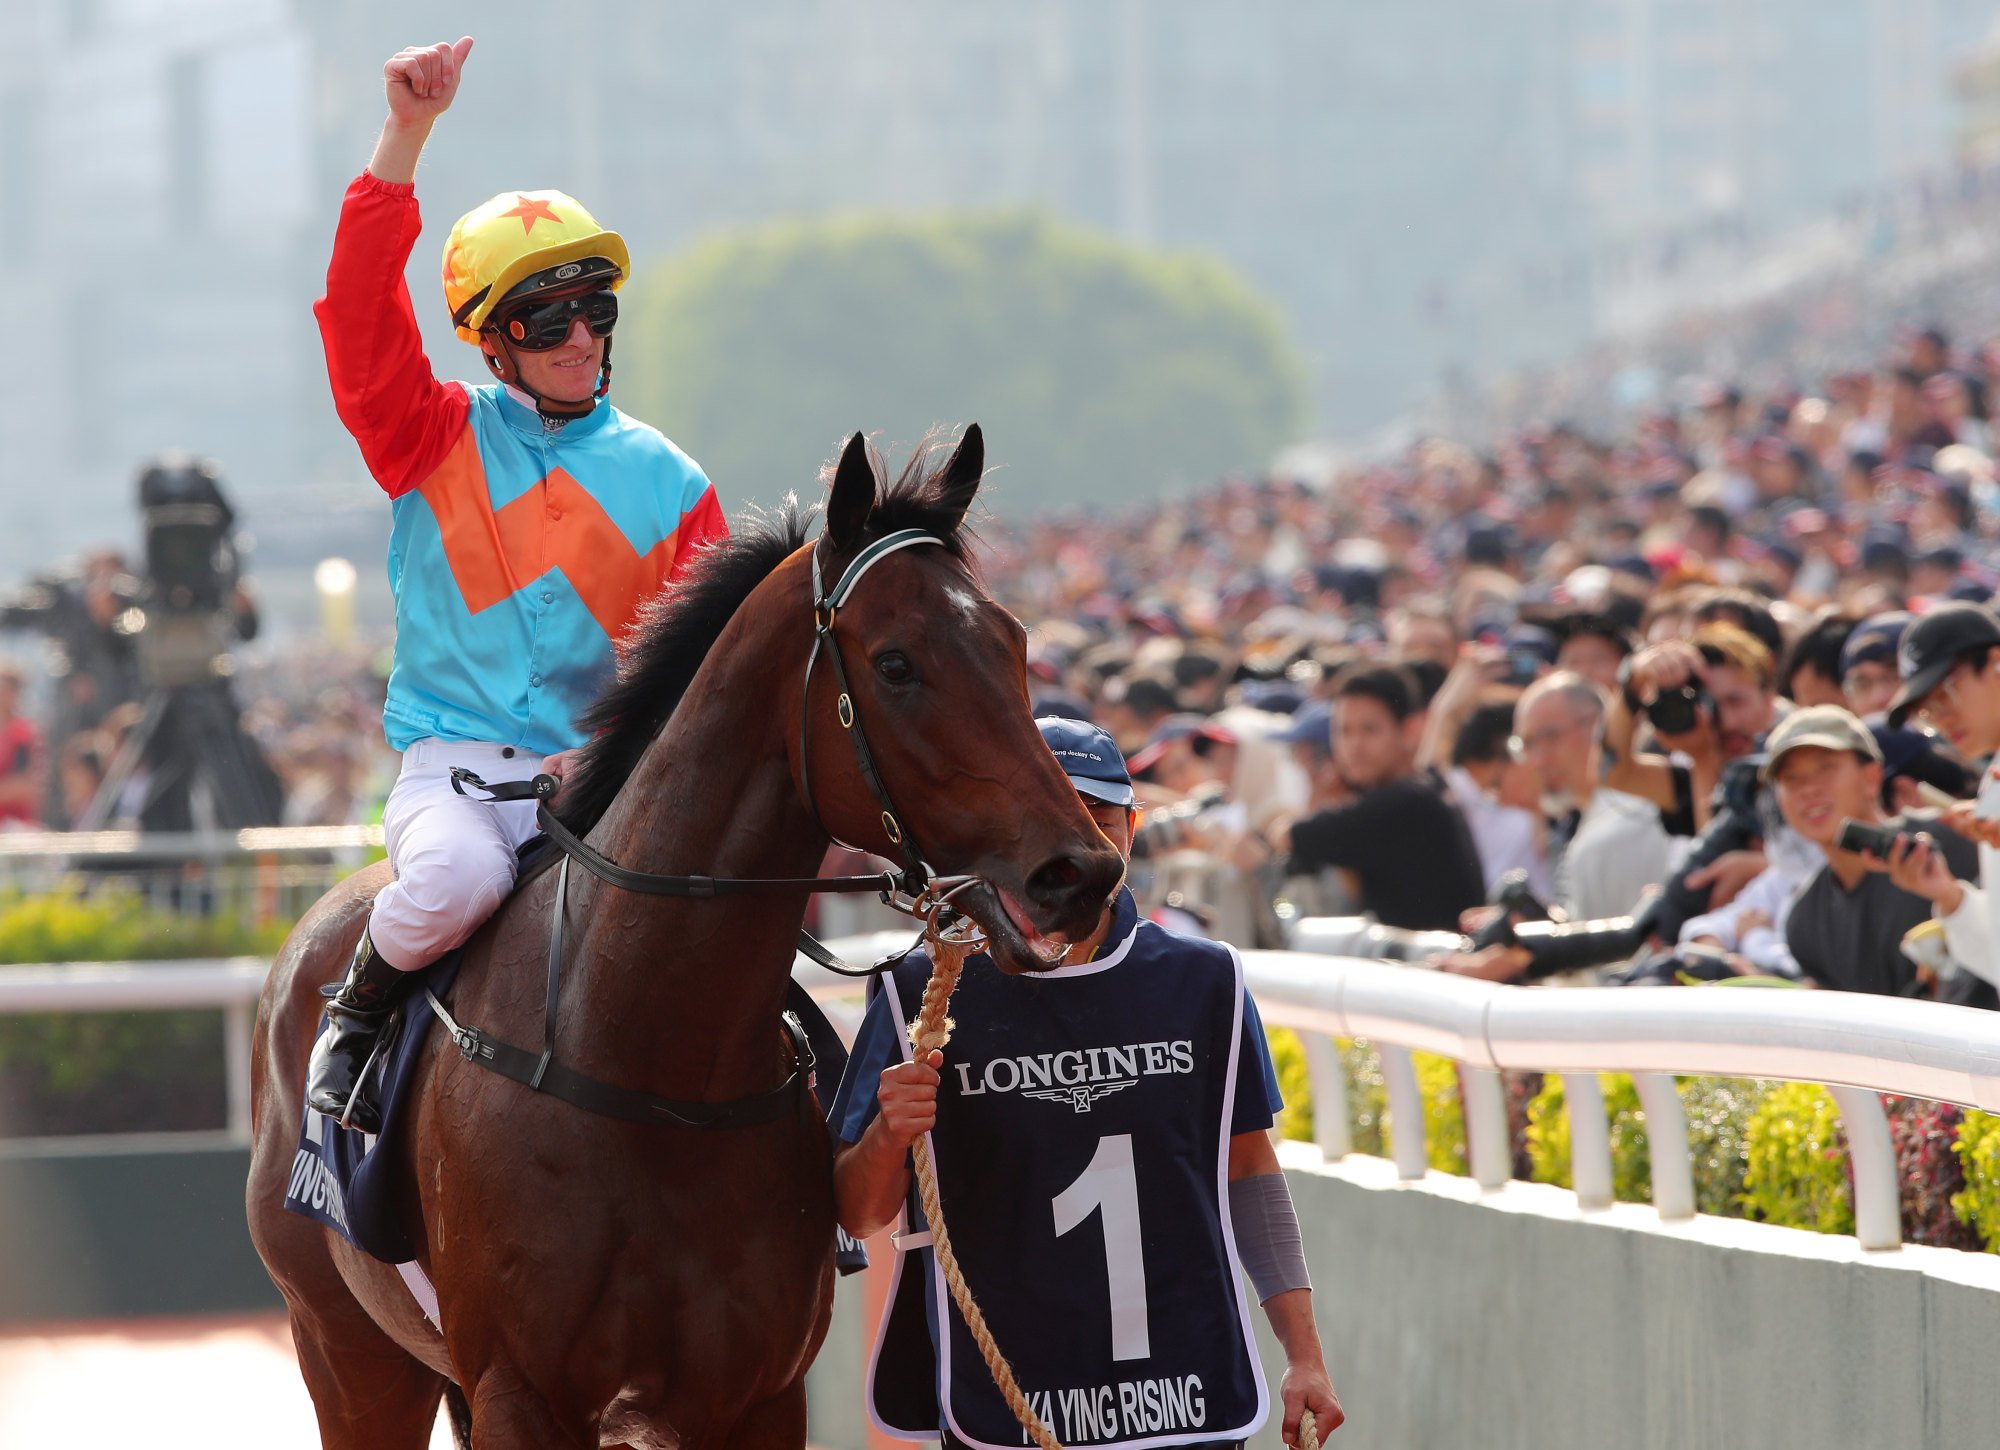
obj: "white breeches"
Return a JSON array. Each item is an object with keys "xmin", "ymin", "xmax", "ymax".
[{"xmin": 368, "ymin": 738, "xmax": 547, "ymax": 972}]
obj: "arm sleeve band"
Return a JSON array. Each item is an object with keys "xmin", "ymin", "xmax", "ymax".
[{"xmin": 1228, "ymin": 1171, "xmax": 1310, "ymax": 1302}]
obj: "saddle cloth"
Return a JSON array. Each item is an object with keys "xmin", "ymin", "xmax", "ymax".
[{"xmin": 282, "ymin": 912, "xmax": 866, "ymax": 1273}]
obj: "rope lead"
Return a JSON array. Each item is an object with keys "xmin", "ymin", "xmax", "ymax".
[{"xmin": 907, "ymin": 931, "xmax": 1064, "ymax": 1450}]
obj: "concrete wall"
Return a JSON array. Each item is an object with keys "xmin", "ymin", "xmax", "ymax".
[
  {"xmin": 1246, "ymin": 1145, "xmax": 2000, "ymax": 1450},
  {"xmin": 11, "ymin": 1129, "xmax": 2000, "ymax": 1450},
  {"xmin": 806, "ymin": 1142, "xmax": 2000, "ymax": 1450},
  {"xmin": 0, "ymin": 1134, "xmax": 280, "ymax": 1324}
]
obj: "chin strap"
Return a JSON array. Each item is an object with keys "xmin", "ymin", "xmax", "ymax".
[{"xmin": 483, "ymin": 333, "xmax": 611, "ymax": 422}]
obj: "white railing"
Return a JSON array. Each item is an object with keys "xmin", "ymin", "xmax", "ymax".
[
  {"xmin": 0, "ymin": 933, "xmax": 918, "ymax": 1147},
  {"xmin": 0, "ymin": 826, "xmax": 386, "ymax": 859},
  {"xmin": 12, "ymin": 939, "xmax": 2000, "ymax": 1253},
  {"xmin": 1244, "ymin": 949, "xmax": 2000, "ymax": 1250},
  {"xmin": 0, "ymin": 824, "xmax": 388, "ymax": 923}
]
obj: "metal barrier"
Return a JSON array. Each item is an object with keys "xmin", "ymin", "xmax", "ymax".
[
  {"xmin": 11, "ymin": 939, "xmax": 2000, "ymax": 1251},
  {"xmin": 0, "ymin": 824, "xmax": 386, "ymax": 923},
  {"xmin": 0, "ymin": 932, "xmax": 919, "ymax": 1146},
  {"xmin": 1245, "ymin": 949, "xmax": 2000, "ymax": 1250}
]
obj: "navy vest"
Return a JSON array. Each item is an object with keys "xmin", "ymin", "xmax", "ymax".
[{"xmin": 867, "ymin": 893, "xmax": 1267, "ymax": 1449}]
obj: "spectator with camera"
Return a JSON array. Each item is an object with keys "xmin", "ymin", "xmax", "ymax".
[
  {"xmin": 1605, "ymin": 622, "xmax": 1780, "ymax": 836},
  {"xmin": 1762, "ymin": 706, "xmax": 1992, "ymax": 1004},
  {"xmin": 1126, "ymin": 713, "xmax": 1242, "ymax": 859},
  {"xmin": 1877, "ymin": 603, "xmax": 2000, "ymax": 989},
  {"xmin": 1265, "ymin": 662, "xmax": 1485, "ymax": 931}
]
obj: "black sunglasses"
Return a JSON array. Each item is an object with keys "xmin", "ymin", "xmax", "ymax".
[{"xmin": 497, "ymin": 290, "xmax": 618, "ymax": 351}]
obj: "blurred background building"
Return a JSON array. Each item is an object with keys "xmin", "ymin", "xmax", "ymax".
[{"xmin": 3, "ymin": 0, "xmax": 1999, "ymax": 607}]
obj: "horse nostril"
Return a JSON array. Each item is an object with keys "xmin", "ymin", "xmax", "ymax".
[
  {"xmin": 1025, "ymin": 854, "xmax": 1086, "ymax": 905},
  {"xmin": 1025, "ymin": 851, "xmax": 1120, "ymax": 911}
]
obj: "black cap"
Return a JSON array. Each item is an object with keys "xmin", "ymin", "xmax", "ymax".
[{"xmin": 1887, "ymin": 603, "xmax": 2000, "ymax": 725}]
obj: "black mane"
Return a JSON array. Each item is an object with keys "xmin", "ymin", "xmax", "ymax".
[{"xmin": 554, "ymin": 434, "xmax": 980, "ymax": 835}]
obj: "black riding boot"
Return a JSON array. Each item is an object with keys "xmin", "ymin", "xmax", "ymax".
[{"xmin": 306, "ymin": 929, "xmax": 410, "ymax": 1132}]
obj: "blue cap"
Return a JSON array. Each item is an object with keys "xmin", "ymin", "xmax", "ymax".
[
  {"xmin": 1839, "ymin": 611, "xmax": 1910, "ymax": 677},
  {"xmin": 1281, "ymin": 698, "xmax": 1334, "ymax": 752},
  {"xmin": 1037, "ymin": 717, "xmax": 1137, "ymax": 808},
  {"xmin": 1504, "ymin": 623, "xmax": 1561, "ymax": 667}
]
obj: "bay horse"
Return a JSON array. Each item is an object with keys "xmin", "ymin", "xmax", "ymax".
[{"xmin": 245, "ymin": 425, "xmax": 1124, "ymax": 1449}]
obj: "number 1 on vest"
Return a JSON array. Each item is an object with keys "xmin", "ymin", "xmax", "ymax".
[{"xmin": 1051, "ymin": 1132, "xmax": 1151, "ymax": 1361}]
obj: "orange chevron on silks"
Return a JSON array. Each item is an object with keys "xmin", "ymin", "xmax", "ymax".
[{"xmin": 419, "ymin": 433, "xmax": 682, "ymax": 642}]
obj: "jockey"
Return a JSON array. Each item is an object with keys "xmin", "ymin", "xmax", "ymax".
[{"xmin": 306, "ymin": 36, "xmax": 727, "ymax": 1130}]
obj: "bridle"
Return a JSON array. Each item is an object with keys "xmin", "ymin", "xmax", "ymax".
[
  {"xmin": 796, "ymin": 527, "xmax": 985, "ymax": 938},
  {"xmin": 421, "ymin": 525, "xmax": 989, "ymax": 1131},
  {"xmin": 456, "ymin": 525, "xmax": 987, "ymax": 952}
]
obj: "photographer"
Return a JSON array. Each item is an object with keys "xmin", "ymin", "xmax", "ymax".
[
  {"xmin": 1880, "ymin": 603, "xmax": 2000, "ymax": 988},
  {"xmin": 1126, "ymin": 713, "xmax": 1242, "ymax": 859},
  {"xmin": 1605, "ymin": 622, "xmax": 1779, "ymax": 836},
  {"xmin": 1600, "ymin": 624, "xmax": 1781, "ymax": 931},
  {"xmin": 0, "ymin": 550, "xmax": 141, "ymax": 828},
  {"xmin": 1762, "ymin": 706, "xmax": 1992, "ymax": 1004}
]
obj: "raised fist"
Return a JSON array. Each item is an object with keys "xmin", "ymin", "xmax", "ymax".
[{"xmin": 384, "ymin": 37, "xmax": 473, "ymax": 126}]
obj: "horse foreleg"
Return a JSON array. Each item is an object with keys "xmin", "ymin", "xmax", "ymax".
[
  {"xmin": 467, "ymin": 1366, "xmax": 597, "ymax": 1450},
  {"xmin": 288, "ymin": 1306, "xmax": 450, "ymax": 1450},
  {"xmin": 717, "ymin": 1377, "xmax": 810, "ymax": 1450}
]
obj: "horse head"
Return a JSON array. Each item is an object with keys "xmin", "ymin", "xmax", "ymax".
[{"xmin": 800, "ymin": 426, "xmax": 1125, "ymax": 973}]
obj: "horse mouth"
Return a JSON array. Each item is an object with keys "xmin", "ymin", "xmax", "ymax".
[{"xmin": 953, "ymin": 883, "xmax": 1078, "ymax": 974}]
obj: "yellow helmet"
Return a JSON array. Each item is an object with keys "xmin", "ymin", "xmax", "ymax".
[{"xmin": 442, "ymin": 190, "xmax": 631, "ymax": 344}]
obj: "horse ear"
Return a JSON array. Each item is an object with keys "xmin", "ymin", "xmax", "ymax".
[
  {"xmin": 826, "ymin": 431, "xmax": 875, "ymax": 552},
  {"xmin": 932, "ymin": 423, "xmax": 985, "ymax": 533}
]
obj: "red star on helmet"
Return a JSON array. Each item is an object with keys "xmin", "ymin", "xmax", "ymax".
[{"xmin": 499, "ymin": 195, "xmax": 563, "ymax": 233}]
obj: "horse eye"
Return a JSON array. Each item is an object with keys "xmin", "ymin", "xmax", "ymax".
[{"xmin": 875, "ymin": 651, "xmax": 916, "ymax": 686}]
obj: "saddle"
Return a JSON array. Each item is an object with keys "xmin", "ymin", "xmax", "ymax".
[{"xmin": 282, "ymin": 837, "xmax": 860, "ymax": 1268}]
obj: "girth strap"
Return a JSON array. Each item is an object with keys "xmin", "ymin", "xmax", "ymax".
[
  {"xmin": 427, "ymin": 989, "xmax": 815, "ymax": 1130},
  {"xmin": 423, "ymin": 852, "xmax": 819, "ymax": 1129}
]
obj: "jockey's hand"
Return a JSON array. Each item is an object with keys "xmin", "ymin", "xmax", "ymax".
[
  {"xmin": 385, "ymin": 37, "xmax": 473, "ymax": 126},
  {"xmin": 540, "ymin": 750, "xmax": 571, "ymax": 781},
  {"xmin": 875, "ymin": 1049, "xmax": 942, "ymax": 1149}
]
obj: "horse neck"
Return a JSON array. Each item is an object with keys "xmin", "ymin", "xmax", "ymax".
[{"xmin": 564, "ymin": 580, "xmax": 827, "ymax": 1101}]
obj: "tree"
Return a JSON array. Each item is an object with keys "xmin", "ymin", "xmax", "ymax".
[{"xmin": 617, "ymin": 211, "xmax": 1307, "ymax": 517}]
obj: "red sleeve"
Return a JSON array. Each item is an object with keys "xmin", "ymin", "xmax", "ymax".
[
  {"xmin": 667, "ymin": 484, "xmax": 730, "ymax": 582},
  {"xmin": 313, "ymin": 173, "xmax": 471, "ymax": 498}
]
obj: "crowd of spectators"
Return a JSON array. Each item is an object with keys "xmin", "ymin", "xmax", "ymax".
[
  {"xmin": 18, "ymin": 313, "xmax": 2000, "ymax": 1013},
  {"xmin": 977, "ymin": 320, "xmax": 2000, "ymax": 1007}
]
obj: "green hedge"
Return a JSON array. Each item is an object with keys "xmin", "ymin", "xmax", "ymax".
[
  {"xmin": 1271, "ymin": 1029, "xmax": 2000, "ymax": 1251},
  {"xmin": 0, "ymin": 886, "xmax": 293, "ymax": 1137}
]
